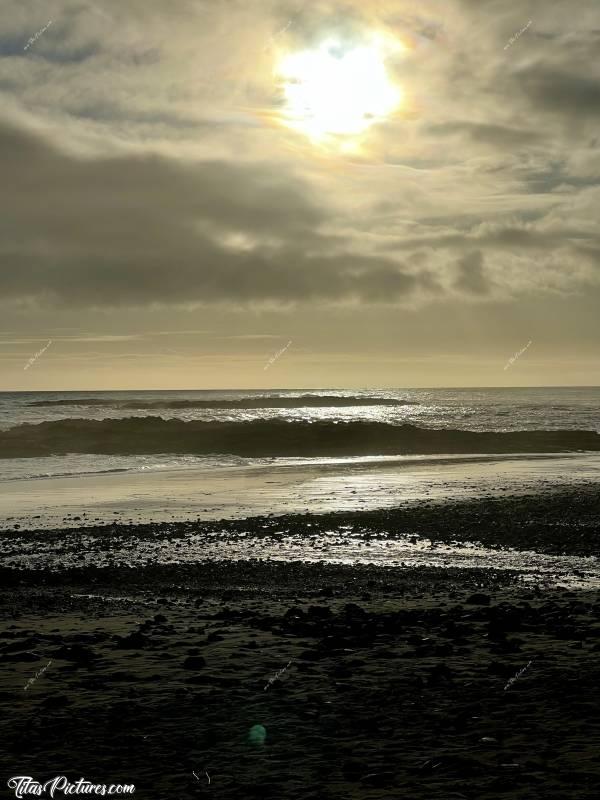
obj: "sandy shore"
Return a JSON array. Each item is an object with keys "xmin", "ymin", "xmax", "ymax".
[
  {"xmin": 3, "ymin": 451, "xmax": 600, "ymax": 531},
  {"xmin": 1, "ymin": 489, "xmax": 599, "ymax": 798}
]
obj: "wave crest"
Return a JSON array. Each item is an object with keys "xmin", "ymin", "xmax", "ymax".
[
  {"xmin": 1, "ymin": 417, "xmax": 599, "ymax": 458},
  {"xmin": 26, "ymin": 395, "xmax": 413, "ymax": 410}
]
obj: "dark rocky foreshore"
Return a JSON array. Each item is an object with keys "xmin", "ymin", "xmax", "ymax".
[
  {"xmin": 1, "ymin": 489, "xmax": 599, "ymax": 799},
  {"xmin": 1, "ymin": 564, "xmax": 599, "ymax": 799}
]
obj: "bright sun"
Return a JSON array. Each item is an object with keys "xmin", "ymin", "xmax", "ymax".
[{"xmin": 276, "ymin": 36, "xmax": 403, "ymax": 142}]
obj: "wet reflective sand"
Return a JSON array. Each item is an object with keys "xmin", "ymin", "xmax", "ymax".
[{"xmin": 2, "ymin": 452, "xmax": 600, "ymax": 531}]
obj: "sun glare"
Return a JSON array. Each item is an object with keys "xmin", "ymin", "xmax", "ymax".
[{"xmin": 276, "ymin": 36, "xmax": 403, "ymax": 142}]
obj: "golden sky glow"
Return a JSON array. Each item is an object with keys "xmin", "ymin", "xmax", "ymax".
[
  {"xmin": 276, "ymin": 35, "xmax": 403, "ymax": 141},
  {"xmin": 1, "ymin": 1, "xmax": 600, "ymax": 390}
]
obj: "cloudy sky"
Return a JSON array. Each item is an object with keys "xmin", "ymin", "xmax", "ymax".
[{"xmin": 1, "ymin": 0, "xmax": 599, "ymax": 389}]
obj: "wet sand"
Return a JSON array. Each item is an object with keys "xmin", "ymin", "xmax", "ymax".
[
  {"xmin": 1, "ymin": 488, "xmax": 600, "ymax": 587},
  {"xmin": 3, "ymin": 451, "xmax": 600, "ymax": 531},
  {"xmin": 1, "ymin": 489, "xmax": 599, "ymax": 798}
]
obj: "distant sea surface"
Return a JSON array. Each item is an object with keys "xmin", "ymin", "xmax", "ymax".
[{"xmin": 1, "ymin": 387, "xmax": 600, "ymax": 482}]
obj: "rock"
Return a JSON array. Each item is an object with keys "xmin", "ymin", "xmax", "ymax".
[
  {"xmin": 298, "ymin": 649, "xmax": 323, "ymax": 662},
  {"xmin": 214, "ymin": 607, "xmax": 242, "ymax": 621},
  {"xmin": 487, "ymin": 661, "xmax": 514, "ymax": 677},
  {"xmin": 52, "ymin": 644, "xmax": 97, "ymax": 665},
  {"xmin": 342, "ymin": 760, "xmax": 367, "ymax": 781},
  {"xmin": 115, "ymin": 632, "xmax": 149, "ymax": 650},
  {"xmin": 319, "ymin": 635, "xmax": 351, "ymax": 652},
  {"xmin": 107, "ymin": 671, "xmax": 137, "ymax": 682},
  {"xmin": 41, "ymin": 695, "xmax": 71, "ymax": 710},
  {"xmin": 492, "ymin": 638, "xmax": 522, "ymax": 654},
  {"xmin": 283, "ymin": 607, "xmax": 305, "ymax": 621},
  {"xmin": 415, "ymin": 643, "xmax": 436, "ymax": 657},
  {"xmin": 1, "ymin": 637, "xmax": 40, "ymax": 654},
  {"xmin": 428, "ymin": 663, "xmax": 454, "ymax": 685},
  {"xmin": 344, "ymin": 603, "xmax": 367, "ymax": 619},
  {"xmin": 375, "ymin": 649, "xmax": 398, "ymax": 660},
  {"xmin": 307, "ymin": 605, "xmax": 332, "ymax": 619},
  {"xmin": 183, "ymin": 656, "xmax": 206, "ymax": 670},
  {"xmin": 360, "ymin": 771, "xmax": 395, "ymax": 788},
  {"xmin": 332, "ymin": 663, "xmax": 353, "ymax": 678},
  {"xmin": 487, "ymin": 620, "xmax": 509, "ymax": 640},
  {"xmin": 1, "ymin": 651, "xmax": 40, "ymax": 663},
  {"xmin": 467, "ymin": 593, "xmax": 491, "ymax": 605}
]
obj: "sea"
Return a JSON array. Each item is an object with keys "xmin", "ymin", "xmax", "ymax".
[
  {"xmin": 1, "ymin": 387, "xmax": 600, "ymax": 482},
  {"xmin": 1, "ymin": 388, "xmax": 599, "ymax": 582}
]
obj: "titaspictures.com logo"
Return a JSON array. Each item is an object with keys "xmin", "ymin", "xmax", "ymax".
[{"xmin": 7, "ymin": 777, "xmax": 135, "ymax": 798}]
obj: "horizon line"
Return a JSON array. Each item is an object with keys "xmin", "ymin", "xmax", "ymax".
[{"xmin": 1, "ymin": 385, "xmax": 600, "ymax": 393}]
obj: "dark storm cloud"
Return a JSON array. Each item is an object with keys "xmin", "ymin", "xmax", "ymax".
[{"xmin": 0, "ymin": 120, "xmax": 432, "ymax": 307}]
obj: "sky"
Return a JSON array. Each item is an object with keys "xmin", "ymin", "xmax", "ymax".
[{"xmin": 1, "ymin": 0, "xmax": 599, "ymax": 390}]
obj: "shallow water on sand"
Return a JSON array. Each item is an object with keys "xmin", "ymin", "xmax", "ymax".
[
  {"xmin": 2, "ymin": 453, "xmax": 599, "ymax": 588},
  {"xmin": 2, "ymin": 452, "xmax": 600, "ymax": 531},
  {"xmin": 2, "ymin": 521, "xmax": 597, "ymax": 589}
]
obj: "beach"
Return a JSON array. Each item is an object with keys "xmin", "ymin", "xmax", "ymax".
[
  {"xmin": 1, "ymin": 488, "xmax": 599, "ymax": 799},
  {"xmin": 4, "ymin": 0, "xmax": 600, "ymax": 791},
  {"xmin": 3, "ymin": 0, "xmax": 599, "ymax": 788},
  {"xmin": 3, "ymin": 450, "xmax": 600, "ymax": 533},
  {"xmin": 1, "ymin": 389, "xmax": 600, "ymax": 798}
]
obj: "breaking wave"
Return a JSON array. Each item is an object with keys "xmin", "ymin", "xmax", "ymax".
[{"xmin": 1, "ymin": 417, "xmax": 599, "ymax": 458}]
